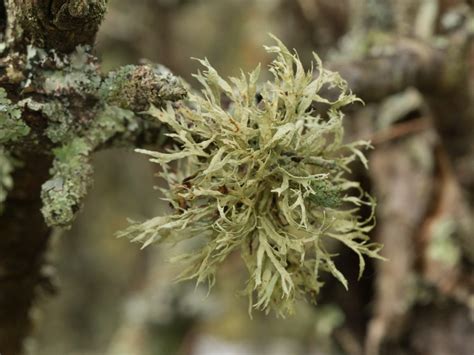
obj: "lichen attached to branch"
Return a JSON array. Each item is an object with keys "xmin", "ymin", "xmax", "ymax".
[
  {"xmin": 14, "ymin": 45, "xmax": 187, "ymax": 227},
  {"xmin": 0, "ymin": 87, "xmax": 29, "ymax": 144},
  {"xmin": 0, "ymin": 87, "xmax": 29, "ymax": 212},
  {"xmin": 120, "ymin": 37, "xmax": 384, "ymax": 316}
]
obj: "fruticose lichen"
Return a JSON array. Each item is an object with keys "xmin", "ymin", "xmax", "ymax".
[{"xmin": 120, "ymin": 38, "xmax": 383, "ymax": 316}]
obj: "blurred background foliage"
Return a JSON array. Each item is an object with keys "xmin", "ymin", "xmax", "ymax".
[{"xmin": 33, "ymin": 1, "xmax": 474, "ymax": 354}]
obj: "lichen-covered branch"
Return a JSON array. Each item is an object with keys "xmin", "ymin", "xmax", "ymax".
[
  {"xmin": 2, "ymin": 45, "xmax": 186, "ymax": 227},
  {"xmin": 0, "ymin": 1, "xmax": 186, "ymax": 352},
  {"xmin": 1, "ymin": 36, "xmax": 188, "ymax": 234},
  {"xmin": 0, "ymin": 87, "xmax": 28, "ymax": 212}
]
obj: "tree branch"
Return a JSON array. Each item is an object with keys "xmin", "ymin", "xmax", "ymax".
[
  {"xmin": 328, "ymin": 38, "xmax": 443, "ymax": 103},
  {"xmin": 330, "ymin": 28, "xmax": 474, "ymax": 203},
  {"xmin": 0, "ymin": 1, "xmax": 107, "ymax": 353}
]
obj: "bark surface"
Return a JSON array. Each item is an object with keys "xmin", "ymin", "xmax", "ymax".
[{"xmin": 0, "ymin": 1, "xmax": 105, "ymax": 353}]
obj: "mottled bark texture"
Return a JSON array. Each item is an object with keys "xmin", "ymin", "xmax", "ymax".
[
  {"xmin": 328, "ymin": 39, "xmax": 443, "ymax": 103},
  {"xmin": 367, "ymin": 133, "xmax": 435, "ymax": 355},
  {"xmin": 425, "ymin": 31, "xmax": 474, "ymax": 205},
  {"xmin": 0, "ymin": 0, "xmax": 189, "ymax": 352},
  {"xmin": 0, "ymin": 1, "xmax": 106, "ymax": 354},
  {"xmin": 6, "ymin": 0, "xmax": 107, "ymax": 52},
  {"xmin": 330, "ymin": 28, "xmax": 474, "ymax": 204}
]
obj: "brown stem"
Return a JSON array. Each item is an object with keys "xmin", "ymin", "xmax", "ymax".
[{"xmin": 0, "ymin": 153, "xmax": 53, "ymax": 355}]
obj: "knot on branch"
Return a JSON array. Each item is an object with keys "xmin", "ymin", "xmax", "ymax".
[
  {"xmin": 51, "ymin": 0, "xmax": 100, "ymax": 30},
  {"xmin": 102, "ymin": 65, "xmax": 188, "ymax": 112},
  {"xmin": 10, "ymin": 0, "xmax": 107, "ymax": 53}
]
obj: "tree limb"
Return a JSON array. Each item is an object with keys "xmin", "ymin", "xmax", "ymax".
[{"xmin": 330, "ymin": 27, "xmax": 474, "ymax": 203}]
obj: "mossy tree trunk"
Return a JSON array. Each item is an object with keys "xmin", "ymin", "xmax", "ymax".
[
  {"xmin": 0, "ymin": 2, "xmax": 106, "ymax": 354},
  {"xmin": 0, "ymin": 1, "xmax": 187, "ymax": 354}
]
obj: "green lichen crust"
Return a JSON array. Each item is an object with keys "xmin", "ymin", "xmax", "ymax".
[
  {"xmin": 0, "ymin": 87, "xmax": 29, "ymax": 144},
  {"xmin": 0, "ymin": 87, "xmax": 29, "ymax": 212},
  {"xmin": 15, "ymin": 45, "xmax": 186, "ymax": 227},
  {"xmin": 120, "ymin": 38, "xmax": 383, "ymax": 316},
  {"xmin": 39, "ymin": 105, "xmax": 140, "ymax": 227}
]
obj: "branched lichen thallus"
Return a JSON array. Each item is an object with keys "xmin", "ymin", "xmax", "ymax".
[{"xmin": 119, "ymin": 36, "xmax": 384, "ymax": 316}]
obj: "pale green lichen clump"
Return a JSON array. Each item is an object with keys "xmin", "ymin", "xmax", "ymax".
[
  {"xmin": 0, "ymin": 87, "xmax": 29, "ymax": 144},
  {"xmin": 120, "ymin": 38, "xmax": 383, "ymax": 316}
]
